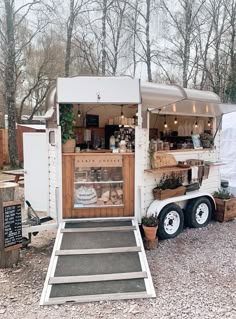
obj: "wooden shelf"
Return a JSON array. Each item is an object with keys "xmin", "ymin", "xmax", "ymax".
[
  {"xmin": 74, "ymin": 180, "xmax": 123, "ymax": 184},
  {"xmin": 145, "ymin": 166, "xmax": 190, "ymax": 173},
  {"xmin": 74, "ymin": 204, "xmax": 124, "ymax": 208}
]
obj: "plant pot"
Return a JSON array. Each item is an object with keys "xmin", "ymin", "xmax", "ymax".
[
  {"xmin": 62, "ymin": 139, "xmax": 76, "ymax": 153},
  {"xmin": 153, "ymin": 186, "xmax": 186, "ymax": 200},
  {"xmin": 142, "ymin": 225, "xmax": 158, "ymax": 241},
  {"xmin": 213, "ymin": 197, "xmax": 236, "ymax": 222}
]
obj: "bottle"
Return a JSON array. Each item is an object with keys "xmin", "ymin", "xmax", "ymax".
[{"xmin": 109, "ymin": 135, "xmax": 115, "ymax": 150}]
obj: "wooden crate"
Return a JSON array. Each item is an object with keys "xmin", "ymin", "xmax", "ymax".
[
  {"xmin": 213, "ymin": 197, "xmax": 236, "ymax": 222},
  {"xmin": 153, "ymin": 186, "xmax": 186, "ymax": 200}
]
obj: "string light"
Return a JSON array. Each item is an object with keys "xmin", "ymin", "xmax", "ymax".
[
  {"xmin": 208, "ymin": 118, "xmax": 211, "ymax": 127},
  {"xmin": 195, "ymin": 117, "xmax": 198, "ymax": 128},
  {"xmin": 174, "ymin": 117, "xmax": 178, "ymax": 124},
  {"xmin": 77, "ymin": 110, "xmax": 81, "ymax": 118}
]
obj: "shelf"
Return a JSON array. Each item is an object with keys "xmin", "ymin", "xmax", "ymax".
[
  {"xmin": 205, "ymin": 161, "xmax": 226, "ymax": 167},
  {"xmin": 145, "ymin": 166, "xmax": 191, "ymax": 173},
  {"xmin": 74, "ymin": 204, "xmax": 124, "ymax": 208},
  {"xmin": 74, "ymin": 180, "xmax": 124, "ymax": 184}
]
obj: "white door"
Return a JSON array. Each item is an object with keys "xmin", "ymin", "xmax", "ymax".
[{"xmin": 23, "ymin": 133, "xmax": 48, "ymax": 212}]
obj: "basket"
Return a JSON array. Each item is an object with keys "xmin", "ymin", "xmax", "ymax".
[
  {"xmin": 150, "ymin": 151, "xmax": 177, "ymax": 169},
  {"xmin": 153, "ymin": 186, "xmax": 186, "ymax": 200},
  {"xmin": 62, "ymin": 139, "xmax": 76, "ymax": 153}
]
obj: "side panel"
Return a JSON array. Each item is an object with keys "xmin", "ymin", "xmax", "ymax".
[
  {"xmin": 23, "ymin": 133, "xmax": 48, "ymax": 211},
  {"xmin": 57, "ymin": 77, "xmax": 140, "ymax": 104},
  {"xmin": 47, "ymin": 127, "xmax": 62, "ymax": 221}
]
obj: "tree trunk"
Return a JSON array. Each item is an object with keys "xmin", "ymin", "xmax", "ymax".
[
  {"xmin": 0, "ymin": 183, "xmax": 20, "ymax": 268},
  {"xmin": 101, "ymin": 0, "xmax": 107, "ymax": 75},
  {"xmin": 65, "ymin": 0, "xmax": 75, "ymax": 77},
  {"xmin": 4, "ymin": 0, "xmax": 18, "ymax": 167},
  {"xmin": 146, "ymin": 0, "xmax": 152, "ymax": 82}
]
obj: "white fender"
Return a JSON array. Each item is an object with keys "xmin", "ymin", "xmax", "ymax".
[{"xmin": 146, "ymin": 191, "xmax": 216, "ymax": 217}]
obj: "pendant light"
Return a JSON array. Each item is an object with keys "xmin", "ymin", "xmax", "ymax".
[
  {"xmin": 208, "ymin": 118, "xmax": 211, "ymax": 127},
  {"xmin": 195, "ymin": 117, "xmax": 198, "ymax": 128},
  {"xmin": 121, "ymin": 105, "xmax": 124, "ymax": 119},
  {"xmin": 77, "ymin": 110, "xmax": 81, "ymax": 118},
  {"xmin": 164, "ymin": 115, "xmax": 168, "ymax": 128},
  {"xmin": 174, "ymin": 117, "xmax": 178, "ymax": 124}
]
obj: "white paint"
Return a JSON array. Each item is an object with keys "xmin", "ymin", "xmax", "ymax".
[
  {"xmin": 57, "ymin": 77, "xmax": 141, "ymax": 104},
  {"xmin": 23, "ymin": 133, "xmax": 48, "ymax": 211}
]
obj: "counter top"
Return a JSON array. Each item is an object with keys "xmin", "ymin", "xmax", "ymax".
[
  {"xmin": 157, "ymin": 148, "xmax": 215, "ymax": 153},
  {"xmin": 63, "ymin": 152, "xmax": 134, "ymax": 156}
]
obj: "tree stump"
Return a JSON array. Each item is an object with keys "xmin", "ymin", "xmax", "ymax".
[
  {"xmin": 0, "ymin": 182, "xmax": 21, "ymax": 268},
  {"xmin": 143, "ymin": 237, "xmax": 158, "ymax": 250}
]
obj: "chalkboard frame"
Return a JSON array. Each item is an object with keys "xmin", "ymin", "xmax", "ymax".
[{"xmin": 3, "ymin": 201, "xmax": 22, "ymax": 252}]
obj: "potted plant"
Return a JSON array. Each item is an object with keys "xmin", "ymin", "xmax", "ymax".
[
  {"xmin": 141, "ymin": 213, "xmax": 159, "ymax": 241},
  {"xmin": 213, "ymin": 188, "xmax": 236, "ymax": 222},
  {"xmin": 153, "ymin": 172, "xmax": 186, "ymax": 200},
  {"xmin": 60, "ymin": 104, "xmax": 76, "ymax": 153}
]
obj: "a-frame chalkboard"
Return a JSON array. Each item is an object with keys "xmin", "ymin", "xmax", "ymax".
[{"xmin": 3, "ymin": 201, "xmax": 22, "ymax": 251}]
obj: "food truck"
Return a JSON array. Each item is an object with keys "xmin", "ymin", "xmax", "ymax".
[{"xmin": 21, "ymin": 76, "xmax": 236, "ymax": 304}]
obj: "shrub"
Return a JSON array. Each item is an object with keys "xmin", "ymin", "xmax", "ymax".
[{"xmin": 142, "ymin": 213, "xmax": 159, "ymax": 227}]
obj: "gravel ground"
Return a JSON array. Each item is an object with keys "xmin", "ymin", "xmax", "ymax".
[{"xmin": 0, "ymin": 219, "xmax": 236, "ymax": 319}]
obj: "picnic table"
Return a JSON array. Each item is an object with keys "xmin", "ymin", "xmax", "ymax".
[{"xmin": 2, "ymin": 169, "xmax": 24, "ymax": 183}]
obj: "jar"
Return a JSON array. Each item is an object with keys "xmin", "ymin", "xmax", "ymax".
[
  {"xmin": 102, "ymin": 169, "xmax": 109, "ymax": 181},
  {"xmin": 89, "ymin": 169, "xmax": 96, "ymax": 182},
  {"xmin": 96, "ymin": 169, "xmax": 102, "ymax": 182},
  {"xmin": 119, "ymin": 140, "xmax": 127, "ymax": 153}
]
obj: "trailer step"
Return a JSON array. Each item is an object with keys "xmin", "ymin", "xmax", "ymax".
[{"xmin": 40, "ymin": 219, "xmax": 156, "ymax": 305}]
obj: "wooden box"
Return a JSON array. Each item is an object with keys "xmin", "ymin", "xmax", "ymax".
[
  {"xmin": 213, "ymin": 197, "xmax": 236, "ymax": 222},
  {"xmin": 153, "ymin": 186, "xmax": 186, "ymax": 200}
]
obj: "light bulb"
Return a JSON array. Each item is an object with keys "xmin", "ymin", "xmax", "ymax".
[
  {"xmin": 208, "ymin": 119, "xmax": 211, "ymax": 127},
  {"xmin": 164, "ymin": 122, "xmax": 167, "ymax": 128},
  {"xmin": 121, "ymin": 112, "xmax": 124, "ymax": 119},
  {"xmin": 77, "ymin": 110, "xmax": 81, "ymax": 118},
  {"xmin": 195, "ymin": 121, "xmax": 198, "ymax": 128},
  {"xmin": 174, "ymin": 117, "xmax": 178, "ymax": 124}
]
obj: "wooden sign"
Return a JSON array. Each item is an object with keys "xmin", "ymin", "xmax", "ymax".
[{"xmin": 3, "ymin": 201, "xmax": 22, "ymax": 251}]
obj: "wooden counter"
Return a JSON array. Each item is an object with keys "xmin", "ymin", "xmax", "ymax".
[{"xmin": 62, "ymin": 153, "xmax": 134, "ymax": 218}]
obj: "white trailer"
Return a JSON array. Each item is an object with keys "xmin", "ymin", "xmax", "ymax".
[
  {"xmin": 22, "ymin": 76, "xmax": 236, "ymax": 305},
  {"xmin": 22, "ymin": 76, "xmax": 236, "ymax": 239}
]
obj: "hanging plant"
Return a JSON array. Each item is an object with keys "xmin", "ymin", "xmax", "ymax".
[{"xmin": 60, "ymin": 104, "xmax": 76, "ymax": 144}]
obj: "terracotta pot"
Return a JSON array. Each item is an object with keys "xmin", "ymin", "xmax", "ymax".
[
  {"xmin": 62, "ymin": 139, "xmax": 76, "ymax": 153},
  {"xmin": 142, "ymin": 225, "xmax": 158, "ymax": 241}
]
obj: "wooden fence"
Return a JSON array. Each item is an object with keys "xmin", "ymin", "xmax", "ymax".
[{"xmin": 0, "ymin": 126, "xmax": 45, "ymax": 165}]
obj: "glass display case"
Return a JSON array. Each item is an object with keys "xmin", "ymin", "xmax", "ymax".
[{"xmin": 74, "ymin": 155, "xmax": 124, "ymax": 208}]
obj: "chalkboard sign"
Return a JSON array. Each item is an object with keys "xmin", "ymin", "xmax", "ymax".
[{"xmin": 3, "ymin": 201, "xmax": 22, "ymax": 251}]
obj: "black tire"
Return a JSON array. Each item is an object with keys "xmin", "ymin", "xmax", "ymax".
[
  {"xmin": 158, "ymin": 204, "xmax": 184, "ymax": 240},
  {"xmin": 185, "ymin": 197, "xmax": 212, "ymax": 228}
]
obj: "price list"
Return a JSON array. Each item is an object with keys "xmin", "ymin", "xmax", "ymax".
[{"xmin": 3, "ymin": 201, "xmax": 22, "ymax": 251}]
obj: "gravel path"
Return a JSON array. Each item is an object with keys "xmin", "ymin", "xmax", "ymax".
[{"xmin": 0, "ymin": 220, "xmax": 236, "ymax": 319}]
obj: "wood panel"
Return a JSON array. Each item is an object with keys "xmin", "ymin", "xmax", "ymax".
[
  {"xmin": 0, "ymin": 130, "xmax": 3, "ymax": 168},
  {"xmin": 63, "ymin": 153, "xmax": 135, "ymax": 218},
  {"xmin": 62, "ymin": 156, "xmax": 74, "ymax": 218}
]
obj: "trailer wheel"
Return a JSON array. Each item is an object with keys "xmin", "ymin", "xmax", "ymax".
[
  {"xmin": 185, "ymin": 197, "xmax": 212, "ymax": 228},
  {"xmin": 158, "ymin": 204, "xmax": 184, "ymax": 240}
]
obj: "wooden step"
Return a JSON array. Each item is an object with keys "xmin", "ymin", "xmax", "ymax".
[
  {"xmin": 45, "ymin": 291, "xmax": 150, "ymax": 305},
  {"xmin": 56, "ymin": 246, "xmax": 141, "ymax": 255},
  {"xmin": 61, "ymin": 226, "xmax": 136, "ymax": 233},
  {"xmin": 49, "ymin": 271, "xmax": 148, "ymax": 284}
]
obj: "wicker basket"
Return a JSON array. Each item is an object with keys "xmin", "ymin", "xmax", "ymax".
[
  {"xmin": 62, "ymin": 139, "xmax": 76, "ymax": 153},
  {"xmin": 153, "ymin": 186, "xmax": 186, "ymax": 200},
  {"xmin": 150, "ymin": 151, "xmax": 177, "ymax": 169}
]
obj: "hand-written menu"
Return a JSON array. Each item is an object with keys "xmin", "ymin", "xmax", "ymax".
[{"xmin": 4, "ymin": 201, "xmax": 22, "ymax": 250}]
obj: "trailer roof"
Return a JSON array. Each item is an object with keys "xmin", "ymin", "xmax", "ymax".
[{"xmin": 141, "ymin": 82, "xmax": 236, "ymax": 117}]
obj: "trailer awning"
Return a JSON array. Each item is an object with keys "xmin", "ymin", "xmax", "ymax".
[{"xmin": 141, "ymin": 82, "xmax": 235, "ymax": 117}]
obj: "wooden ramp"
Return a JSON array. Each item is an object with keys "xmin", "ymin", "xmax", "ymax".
[{"xmin": 40, "ymin": 219, "xmax": 156, "ymax": 305}]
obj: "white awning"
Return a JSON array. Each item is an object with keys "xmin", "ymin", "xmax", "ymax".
[{"xmin": 141, "ymin": 82, "xmax": 225, "ymax": 117}]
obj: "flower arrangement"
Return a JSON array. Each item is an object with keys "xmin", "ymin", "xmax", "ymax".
[{"xmin": 213, "ymin": 188, "xmax": 234, "ymax": 200}]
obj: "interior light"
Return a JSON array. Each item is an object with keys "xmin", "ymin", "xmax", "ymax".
[
  {"xmin": 195, "ymin": 117, "xmax": 198, "ymax": 128},
  {"xmin": 77, "ymin": 110, "xmax": 81, "ymax": 118},
  {"xmin": 208, "ymin": 118, "xmax": 211, "ymax": 127},
  {"xmin": 121, "ymin": 105, "xmax": 124, "ymax": 119},
  {"xmin": 135, "ymin": 110, "xmax": 138, "ymax": 117},
  {"xmin": 174, "ymin": 117, "xmax": 178, "ymax": 124},
  {"xmin": 206, "ymin": 104, "xmax": 209, "ymax": 113},
  {"xmin": 193, "ymin": 102, "xmax": 196, "ymax": 113},
  {"xmin": 173, "ymin": 104, "xmax": 176, "ymax": 112},
  {"xmin": 164, "ymin": 115, "xmax": 168, "ymax": 128}
]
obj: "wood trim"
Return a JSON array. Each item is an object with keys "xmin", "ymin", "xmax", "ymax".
[
  {"xmin": 55, "ymin": 246, "xmax": 141, "ymax": 255},
  {"xmin": 45, "ymin": 291, "xmax": 149, "ymax": 305},
  {"xmin": 62, "ymin": 156, "xmax": 74, "ymax": 218},
  {"xmin": 61, "ymin": 226, "xmax": 136, "ymax": 233},
  {"xmin": 49, "ymin": 271, "xmax": 147, "ymax": 284}
]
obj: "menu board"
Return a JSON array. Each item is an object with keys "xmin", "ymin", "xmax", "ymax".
[{"xmin": 3, "ymin": 201, "xmax": 22, "ymax": 251}]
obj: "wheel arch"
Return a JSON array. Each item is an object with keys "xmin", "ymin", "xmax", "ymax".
[{"xmin": 146, "ymin": 191, "xmax": 216, "ymax": 218}]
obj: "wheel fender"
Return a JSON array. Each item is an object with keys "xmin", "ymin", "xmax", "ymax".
[{"xmin": 146, "ymin": 191, "xmax": 216, "ymax": 217}]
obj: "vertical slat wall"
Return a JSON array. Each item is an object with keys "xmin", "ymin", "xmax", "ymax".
[{"xmin": 62, "ymin": 154, "xmax": 134, "ymax": 219}]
